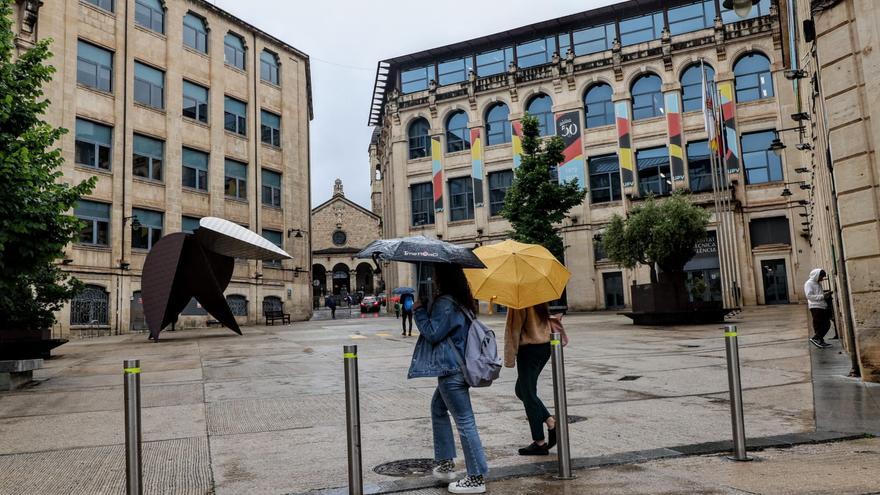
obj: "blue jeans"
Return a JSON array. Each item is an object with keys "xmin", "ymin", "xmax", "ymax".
[{"xmin": 431, "ymin": 372, "xmax": 489, "ymax": 476}]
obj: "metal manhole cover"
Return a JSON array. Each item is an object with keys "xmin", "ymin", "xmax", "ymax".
[
  {"xmin": 618, "ymin": 375, "xmax": 642, "ymax": 381},
  {"xmin": 373, "ymin": 458, "xmax": 436, "ymax": 478},
  {"xmin": 567, "ymin": 415, "xmax": 588, "ymax": 424}
]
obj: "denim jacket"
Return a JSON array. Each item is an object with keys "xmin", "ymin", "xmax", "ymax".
[{"xmin": 407, "ymin": 295, "xmax": 468, "ymax": 379}]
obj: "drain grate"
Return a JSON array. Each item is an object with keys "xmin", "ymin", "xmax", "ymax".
[
  {"xmin": 566, "ymin": 415, "xmax": 588, "ymax": 424},
  {"xmin": 373, "ymin": 458, "xmax": 437, "ymax": 478},
  {"xmin": 618, "ymin": 375, "xmax": 642, "ymax": 381}
]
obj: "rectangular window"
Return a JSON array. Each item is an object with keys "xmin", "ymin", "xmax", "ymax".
[
  {"xmin": 516, "ymin": 37, "xmax": 556, "ymax": 68},
  {"xmin": 741, "ymin": 130, "xmax": 783, "ymax": 184},
  {"xmin": 182, "ymin": 147, "xmax": 208, "ymax": 191},
  {"xmin": 488, "ymin": 170, "xmax": 513, "ymax": 216},
  {"xmin": 722, "ymin": 0, "xmax": 771, "ymax": 23},
  {"xmin": 558, "ymin": 33, "xmax": 571, "ymax": 57},
  {"xmin": 224, "ymin": 96, "xmax": 247, "ymax": 136},
  {"xmin": 224, "ymin": 159, "xmax": 248, "ymax": 200},
  {"xmin": 410, "ymin": 182, "xmax": 435, "ymax": 226},
  {"xmin": 132, "ymin": 134, "xmax": 164, "ymax": 181},
  {"xmin": 668, "ymin": 1, "xmax": 716, "ymax": 35},
  {"xmin": 260, "ymin": 110, "xmax": 281, "ymax": 147},
  {"xmin": 262, "ymin": 229, "xmax": 283, "ymax": 267},
  {"xmin": 182, "ymin": 215, "xmax": 201, "ymax": 234},
  {"xmin": 589, "ymin": 154, "xmax": 622, "ymax": 203},
  {"xmin": 686, "ymin": 140, "xmax": 714, "ymax": 192},
  {"xmin": 182, "ymin": 80, "xmax": 208, "ymax": 123},
  {"xmin": 77, "ymin": 40, "xmax": 113, "ymax": 92},
  {"xmin": 183, "ymin": 13, "xmax": 208, "ymax": 53},
  {"xmin": 83, "ymin": 0, "xmax": 114, "ymax": 12},
  {"xmin": 572, "ymin": 23, "xmax": 616, "ymax": 56},
  {"xmin": 75, "ymin": 200, "xmax": 110, "ymax": 246},
  {"xmin": 448, "ymin": 177, "xmax": 475, "ymax": 222},
  {"xmin": 636, "ymin": 146, "xmax": 672, "ymax": 196},
  {"xmin": 75, "ymin": 118, "xmax": 112, "ymax": 170},
  {"xmin": 261, "ymin": 169, "xmax": 282, "ymax": 208},
  {"xmin": 476, "ymin": 47, "xmax": 513, "ymax": 77},
  {"xmin": 438, "ymin": 58, "xmax": 470, "ymax": 86},
  {"xmin": 131, "ymin": 208, "xmax": 163, "ymax": 250},
  {"xmin": 134, "ymin": 62, "xmax": 164, "ymax": 109},
  {"xmin": 749, "ymin": 216, "xmax": 791, "ymax": 247},
  {"xmin": 619, "ymin": 12, "xmax": 664, "ymax": 45},
  {"xmin": 401, "ymin": 65, "xmax": 432, "ymax": 94},
  {"xmin": 134, "ymin": 0, "xmax": 164, "ymax": 34}
]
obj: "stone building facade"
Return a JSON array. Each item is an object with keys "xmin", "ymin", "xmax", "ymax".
[
  {"xmin": 10, "ymin": 0, "xmax": 313, "ymax": 336},
  {"xmin": 787, "ymin": 0, "xmax": 880, "ymax": 380},
  {"xmin": 369, "ymin": 0, "xmax": 814, "ymax": 312},
  {"xmin": 311, "ymin": 180, "xmax": 382, "ymax": 301}
]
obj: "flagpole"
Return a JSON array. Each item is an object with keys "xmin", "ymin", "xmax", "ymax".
[{"xmin": 713, "ymin": 80, "xmax": 741, "ymax": 309}]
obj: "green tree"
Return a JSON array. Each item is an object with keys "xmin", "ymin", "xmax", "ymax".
[
  {"xmin": 602, "ymin": 193, "xmax": 710, "ymax": 283},
  {"xmin": 0, "ymin": 1, "xmax": 96, "ymax": 333},
  {"xmin": 501, "ymin": 114, "xmax": 586, "ymax": 259}
]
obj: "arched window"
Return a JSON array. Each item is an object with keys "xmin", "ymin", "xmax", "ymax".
[
  {"xmin": 526, "ymin": 93, "xmax": 553, "ymax": 136},
  {"xmin": 734, "ymin": 52, "xmax": 773, "ymax": 102},
  {"xmin": 631, "ymin": 74, "xmax": 663, "ymax": 120},
  {"xmin": 183, "ymin": 13, "xmax": 207, "ymax": 53},
  {"xmin": 445, "ymin": 110, "xmax": 470, "ymax": 152},
  {"xmin": 226, "ymin": 294, "xmax": 248, "ymax": 316},
  {"xmin": 408, "ymin": 118, "xmax": 430, "ymax": 160},
  {"xmin": 262, "ymin": 295, "xmax": 283, "ymax": 315},
  {"xmin": 224, "ymin": 33, "xmax": 246, "ymax": 70},
  {"xmin": 70, "ymin": 285, "xmax": 109, "ymax": 326},
  {"xmin": 584, "ymin": 83, "xmax": 614, "ymax": 128},
  {"xmin": 260, "ymin": 50, "xmax": 279, "ymax": 85},
  {"xmin": 485, "ymin": 103, "xmax": 511, "ymax": 146},
  {"xmin": 681, "ymin": 64, "xmax": 714, "ymax": 113},
  {"xmin": 134, "ymin": 0, "xmax": 164, "ymax": 34}
]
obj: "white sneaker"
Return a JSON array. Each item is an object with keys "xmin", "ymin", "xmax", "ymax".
[
  {"xmin": 448, "ymin": 475, "xmax": 486, "ymax": 494},
  {"xmin": 432, "ymin": 459, "xmax": 456, "ymax": 481}
]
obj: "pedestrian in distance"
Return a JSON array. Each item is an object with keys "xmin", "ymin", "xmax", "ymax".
[
  {"xmin": 394, "ymin": 300, "xmax": 401, "ymax": 319},
  {"xmin": 325, "ymin": 294, "xmax": 337, "ymax": 320},
  {"xmin": 401, "ymin": 291, "xmax": 415, "ymax": 336},
  {"xmin": 408, "ymin": 265, "xmax": 489, "ymax": 494},
  {"xmin": 504, "ymin": 303, "xmax": 560, "ymax": 456},
  {"xmin": 805, "ymin": 268, "xmax": 833, "ymax": 348}
]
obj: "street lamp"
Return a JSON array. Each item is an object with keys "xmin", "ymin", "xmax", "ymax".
[
  {"xmin": 769, "ymin": 137, "xmax": 786, "ymax": 156},
  {"xmin": 722, "ymin": 0, "xmax": 760, "ymax": 18}
]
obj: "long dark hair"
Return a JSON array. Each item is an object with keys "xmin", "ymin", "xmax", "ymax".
[
  {"xmin": 533, "ymin": 302, "xmax": 550, "ymax": 323},
  {"xmin": 434, "ymin": 264, "xmax": 476, "ymax": 313}
]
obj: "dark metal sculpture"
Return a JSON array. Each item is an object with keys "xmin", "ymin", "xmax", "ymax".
[{"xmin": 141, "ymin": 217, "xmax": 291, "ymax": 341}]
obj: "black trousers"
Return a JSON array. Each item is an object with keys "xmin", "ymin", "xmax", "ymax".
[
  {"xmin": 811, "ymin": 308, "xmax": 830, "ymax": 340},
  {"xmin": 401, "ymin": 311, "xmax": 413, "ymax": 333},
  {"xmin": 515, "ymin": 343, "xmax": 552, "ymax": 441}
]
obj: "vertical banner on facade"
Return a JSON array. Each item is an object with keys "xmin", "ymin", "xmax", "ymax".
[
  {"xmin": 718, "ymin": 81, "xmax": 740, "ymax": 174},
  {"xmin": 664, "ymin": 92, "xmax": 685, "ymax": 182},
  {"xmin": 470, "ymin": 128, "xmax": 485, "ymax": 207},
  {"xmin": 431, "ymin": 136, "xmax": 444, "ymax": 212},
  {"xmin": 614, "ymin": 101, "xmax": 634, "ymax": 187},
  {"xmin": 554, "ymin": 111, "xmax": 586, "ymax": 188},
  {"xmin": 511, "ymin": 120, "xmax": 524, "ymax": 169}
]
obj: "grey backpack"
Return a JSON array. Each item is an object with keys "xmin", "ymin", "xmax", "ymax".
[{"xmin": 448, "ymin": 301, "xmax": 502, "ymax": 387}]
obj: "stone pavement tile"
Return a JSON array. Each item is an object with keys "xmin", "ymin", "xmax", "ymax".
[
  {"xmin": 27, "ymin": 367, "xmax": 203, "ymax": 391},
  {"xmin": 0, "ymin": 404, "xmax": 206, "ymax": 454},
  {"xmin": 704, "ymin": 382, "xmax": 815, "ymax": 427},
  {"xmin": 0, "ymin": 382, "xmax": 204, "ymax": 416},
  {"xmin": 59, "ymin": 357, "xmax": 203, "ymax": 376},
  {"xmin": 0, "ymin": 437, "xmax": 210, "ymax": 495}
]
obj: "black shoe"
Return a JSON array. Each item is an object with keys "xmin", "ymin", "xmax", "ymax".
[
  {"xmin": 810, "ymin": 337, "xmax": 825, "ymax": 348},
  {"xmin": 518, "ymin": 442, "xmax": 549, "ymax": 456},
  {"xmin": 820, "ymin": 341, "xmax": 833, "ymax": 348},
  {"xmin": 546, "ymin": 423, "xmax": 557, "ymax": 450}
]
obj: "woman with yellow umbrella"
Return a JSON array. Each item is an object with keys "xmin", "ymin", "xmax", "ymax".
[{"xmin": 465, "ymin": 239, "xmax": 570, "ymax": 456}]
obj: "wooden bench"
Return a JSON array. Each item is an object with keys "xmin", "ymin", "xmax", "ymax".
[{"xmin": 264, "ymin": 310, "xmax": 290, "ymax": 326}]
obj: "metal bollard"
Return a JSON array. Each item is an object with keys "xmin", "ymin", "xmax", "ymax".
[
  {"xmin": 550, "ymin": 332, "xmax": 575, "ymax": 479},
  {"xmin": 123, "ymin": 360, "xmax": 143, "ymax": 495},
  {"xmin": 724, "ymin": 326, "xmax": 751, "ymax": 461},
  {"xmin": 343, "ymin": 345, "xmax": 363, "ymax": 495}
]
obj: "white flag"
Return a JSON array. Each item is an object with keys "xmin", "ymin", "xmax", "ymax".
[{"xmin": 701, "ymin": 59, "xmax": 718, "ymax": 152}]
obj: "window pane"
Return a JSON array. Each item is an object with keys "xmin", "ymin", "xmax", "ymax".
[
  {"xmin": 225, "ymin": 159, "xmax": 247, "ymax": 178},
  {"xmin": 132, "ymin": 208, "xmax": 162, "ymax": 228},
  {"xmin": 619, "ymin": 12, "xmax": 663, "ymax": 45},
  {"xmin": 261, "ymin": 168, "xmax": 281, "ymax": 187},
  {"xmin": 585, "ymin": 84, "xmax": 614, "ymax": 128},
  {"xmin": 517, "ymin": 37, "xmax": 555, "ymax": 68},
  {"xmin": 134, "ymin": 61, "xmax": 163, "ymax": 86},
  {"xmin": 133, "ymin": 134, "xmax": 163, "ymax": 157},
  {"xmin": 438, "ymin": 58, "xmax": 469, "ymax": 85},
  {"xmin": 686, "ymin": 140, "xmax": 713, "ymax": 192},
  {"xmin": 573, "ymin": 24, "xmax": 615, "ymax": 55},
  {"xmin": 225, "ymin": 97, "xmax": 246, "ymax": 115},
  {"xmin": 682, "ymin": 64, "xmax": 714, "ymax": 112},
  {"xmin": 401, "ymin": 66, "xmax": 431, "ymax": 93},
  {"xmin": 476, "ymin": 48, "xmax": 512, "ymax": 76},
  {"xmin": 486, "ymin": 103, "xmax": 511, "ymax": 145},
  {"xmin": 182, "ymin": 147, "xmax": 208, "ymax": 170},
  {"xmin": 668, "ymin": 1, "xmax": 716, "ymax": 35}
]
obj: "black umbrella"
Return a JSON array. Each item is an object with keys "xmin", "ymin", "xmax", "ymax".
[{"xmin": 357, "ymin": 235, "xmax": 485, "ymax": 268}]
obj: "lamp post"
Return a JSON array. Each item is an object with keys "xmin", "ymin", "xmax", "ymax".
[{"xmin": 722, "ymin": 0, "xmax": 760, "ymax": 18}]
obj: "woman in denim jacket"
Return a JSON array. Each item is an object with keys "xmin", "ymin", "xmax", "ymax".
[{"xmin": 408, "ymin": 265, "xmax": 488, "ymax": 494}]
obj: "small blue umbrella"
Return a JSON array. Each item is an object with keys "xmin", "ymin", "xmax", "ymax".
[{"xmin": 392, "ymin": 287, "xmax": 415, "ymax": 295}]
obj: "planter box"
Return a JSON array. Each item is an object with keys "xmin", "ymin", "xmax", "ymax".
[
  {"xmin": 624, "ymin": 281, "xmax": 729, "ymax": 325},
  {"xmin": 0, "ymin": 329, "xmax": 67, "ymax": 360},
  {"xmin": 0, "ymin": 359, "xmax": 43, "ymax": 391}
]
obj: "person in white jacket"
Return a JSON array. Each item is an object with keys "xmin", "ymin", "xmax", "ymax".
[{"xmin": 804, "ymin": 268, "xmax": 832, "ymax": 348}]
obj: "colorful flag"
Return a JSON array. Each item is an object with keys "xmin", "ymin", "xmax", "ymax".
[{"xmin": 701, "ymin": 59, "xmax": 718, "ymax": 152}]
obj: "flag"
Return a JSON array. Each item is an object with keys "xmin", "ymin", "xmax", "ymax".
[{"xmin": 701, "ymin": 59, "xmax": 719, "ymax": 152}]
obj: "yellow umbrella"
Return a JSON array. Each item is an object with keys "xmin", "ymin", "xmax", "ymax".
[{"xmin": 464, "ymin": 239, "xmax": 570, "ymax": 309}]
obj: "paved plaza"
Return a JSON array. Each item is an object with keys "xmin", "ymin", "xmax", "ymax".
[{"xmin": 0, "ymin": 305, "xmax": 877, "ymax": 494}]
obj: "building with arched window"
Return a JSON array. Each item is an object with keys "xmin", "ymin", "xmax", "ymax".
[
  {"xmin": 369, "ymin": 0, "xmax": 814, "ymax": 312},
  {"xmin": 9, "ymin": 0, "xmax": 314, "ymax": 335}
]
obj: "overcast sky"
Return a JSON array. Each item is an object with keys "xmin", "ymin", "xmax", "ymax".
[{"xmin": 210, "ymin": 0, "xmax": 618, "ymax": 209}]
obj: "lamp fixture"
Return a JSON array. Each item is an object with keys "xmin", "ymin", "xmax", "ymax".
[
  {"xmin": 794, "ymin": 167, "xmax": 809, "ymax": 173},
  {"xmin": 797, "ymin": 200, "xmax": 809, "ymax": 206},
  {"xmin": 254, "ymin": 272, "xmax": 263, "ymax": 279},
  {"xmin": 795, "ymin": 143, "xmax": 813, "ymax": 151},
  {"xmin": 287, "ymin": 228, "xmax": 305, "ymax": 238},
  {"xmin": 790, "ymin": 112, "xmax": 810, "ymax": 122},
  {"xmin": 123, "ymin": 215, "xmax": 141, "ymax": 231},
  {"xmin": 119, "ymin": 262, "xmax": 130, "ymax": 270},
  {"xmin": 61, "ymin": 258, "xmax": 74, "ymax": 265},
  {"xmin": 780, "ymin": 188, "xmax": 793, "ymax": 197},
  {"xmin": 722, "ymin": 0, "xmax": 760, "ymax": 18},
  {"xmin": 784, "ymin": 69, "xmax": 808, "ymax": 80},
  {"xmin": 769, "ymin": 137, "xmax": 786, "ymax": 156}
]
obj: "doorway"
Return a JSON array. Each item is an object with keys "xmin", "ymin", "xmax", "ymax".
[
  {"xmin": 761, "ymin": 259, "xmax": 789, "ymax": 304},
  {"xmin": 603, "ymin": 272, "xmax": 625, "ymax": 309}
]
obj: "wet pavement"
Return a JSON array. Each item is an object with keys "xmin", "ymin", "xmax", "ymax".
[{"xmin": 0, "ymin": 305, "xmax": 872, "ymax": 494}]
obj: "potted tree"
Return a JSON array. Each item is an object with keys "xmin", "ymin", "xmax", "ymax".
[{"xmin": 0, "ymin": 3, "xmax": 96, "ymax": 362}]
